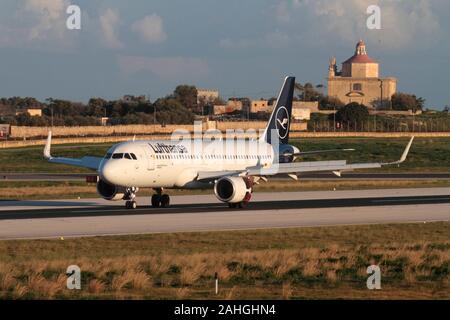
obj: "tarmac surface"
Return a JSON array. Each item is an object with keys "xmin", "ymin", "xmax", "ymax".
[{"xmin": 0, "ymin": 187, "xmax": 449, "ymax": 240}]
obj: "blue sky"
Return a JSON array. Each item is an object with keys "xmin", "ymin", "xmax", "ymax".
[{"xmin": 0, "ymin": 0, "xmax": 449, "ymax": 108}]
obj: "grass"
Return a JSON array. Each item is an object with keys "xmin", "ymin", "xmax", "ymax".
[
  {"xmin": 0, "ymin": 143, "xmax": 108, "ymax": 173},
  {"xmin": 0, "ymin": 222, "xmax": 449, "ymax": 299},
  {"xmin": 1, "ymin": 179, "xmax": 450, "ymax": 200},
  {"xmin": 1, "ymin": 137, "xmax": 450, "ymax": 173}
]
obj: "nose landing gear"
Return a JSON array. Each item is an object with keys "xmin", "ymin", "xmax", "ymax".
[
  {"xmin": 125, "ymin": 200, "xmax": 137, "ymax": 209},
  {"xmin": 124, "ymin": 187, "xmax": 138, "ymax": 209}
]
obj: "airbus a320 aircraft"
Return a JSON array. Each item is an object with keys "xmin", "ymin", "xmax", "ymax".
[{"xmin": 44, "ymin": 77, "xmax": 414, "ymax": 209}]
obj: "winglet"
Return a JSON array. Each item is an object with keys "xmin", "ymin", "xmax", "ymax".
[
  {"xmin": 44, "ymin": 131, "xmax": 52, "ymax": 159},
  {"xmin": 385, "ymin": 136, "xmax": 414, "ymax": 165}
]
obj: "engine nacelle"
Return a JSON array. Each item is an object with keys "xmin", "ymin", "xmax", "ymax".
[
  {"xmin": 96, "ymin": 179, "xmax": 126, "ymax": 201},
  {"xmin": 214, "ymin": 177, "xmax": 252, "ymax": 204},
  {"xmin": 279, "ymin": 144, "xmax": 300, "ymax": 163}
]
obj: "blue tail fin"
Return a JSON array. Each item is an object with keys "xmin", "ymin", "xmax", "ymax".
[{"xmin": 261, "ymin": 76, "xmax": 295, "ymax": 145}]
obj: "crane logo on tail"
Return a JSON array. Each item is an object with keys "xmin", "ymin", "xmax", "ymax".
[{"xmin": 275, "ymin": 106, "xmax": 289, "ymax": 139}]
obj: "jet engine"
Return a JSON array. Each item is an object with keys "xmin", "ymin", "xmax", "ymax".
[
  {"xmin": 214, "ymin": 177, "xmax": 252, "ymax": 204},
  {"xmin": 279, "ymin": 144, "xmax": 300, "ymax": 163},
  {"xmin": 96, "ymin": 179, "xmax": 127, "ymax": 201}
]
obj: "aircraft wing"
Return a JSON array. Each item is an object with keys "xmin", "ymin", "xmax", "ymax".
[
  {"xmin": 43, "ymin": 132, "xmax": 103, "ymax": 171},
  {"xmin": 197, "ymin": 136, "xmax": 414, "ymax": 181},
  {"xmin": 288, "ymin": 148, "xmax": 355, "ymax": 156}
]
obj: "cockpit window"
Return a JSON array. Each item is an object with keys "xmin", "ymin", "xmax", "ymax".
[
  {"xmin": 112, "ymin": 153, "xmax": 124, "ymax": 159},
  {"xmin": 130, "ymin": 153, "xmax": 137, "ymax": 160},
  {"xmin": 104, "ymin": 153, "xmax": 112, "ymax": 159},
  {"xmin": 124, "ymin": 153, "xmax": 132, "ymax": 160}
]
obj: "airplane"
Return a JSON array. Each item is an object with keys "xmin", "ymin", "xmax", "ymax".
[{"xmin": 44, "ymin": 76, "xmax": 414, "ymax": 209}]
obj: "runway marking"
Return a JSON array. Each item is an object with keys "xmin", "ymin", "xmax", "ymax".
[
  {"xmin": 70, "ymin": 205, "xmax": 225, "ymax": 213},
  {"xmin": 371, "ymin": 197, "xmax": 450, "ymax": 203}
]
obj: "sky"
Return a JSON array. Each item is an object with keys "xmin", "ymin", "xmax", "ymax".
[{"xmin": 0, "ymin": 0, "xmax": 449, "ymax": 109}]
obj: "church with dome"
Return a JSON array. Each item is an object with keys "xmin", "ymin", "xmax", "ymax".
[{"xmin": 327, "ymin": 40, "xmax": 397, "ymax": 109}]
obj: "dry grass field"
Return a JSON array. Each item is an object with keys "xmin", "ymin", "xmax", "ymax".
[{"xmin": 0, "ymin": 223, "xmax": 448, "ymax": 299}]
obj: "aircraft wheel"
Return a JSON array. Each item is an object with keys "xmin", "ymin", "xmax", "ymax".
[
  {"xmin": 125, "ymin": 200, "xmax": 137, "ymax": 209},
  {"xmin": 151, "ymin": 194, "xmax": 161, "ymax": 208},
  {"xmin": 160, "ymin": 194, "xmax": 170, "ymax": 208}
]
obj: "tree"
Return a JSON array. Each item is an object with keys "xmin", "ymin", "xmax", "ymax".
[
  {"xmin": 319, "ymin": 96, "xmax": 344, "ymax": 110},
  {"xmin": 173, "ymin": 85, "xmax": 198, "ymax": 112},
  {"xmin": 391, "ymin": 93, "xmax": 425, "ymax": 112},
  {"xmin": 334, "ymin": 102, "xmax": 369, "ymax": 128},
  {"xmin": 296, "ymin": 82, "xmax": 323, "ymax": 102},
  {"xmin": 152, "ymin": 98, "xmax": 195, "ymax": 124},
  {"xmin": 88, "ymin": 98, "xmax": 107, "ymax": 117}
]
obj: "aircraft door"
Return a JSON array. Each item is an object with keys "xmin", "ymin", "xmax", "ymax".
[{"xmin": 140, "ymin": 146, "xmax": 155, "ymax": 170}]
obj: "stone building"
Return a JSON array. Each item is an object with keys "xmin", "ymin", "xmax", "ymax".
[
  {"xmin": 15, "ymin": 108, "xmax": 42, "ymax": 117},
  {"xmin": 250, "ymin": 100, "xmax": 269, "ymax": 113},
  {"xmin": 197, "ymin": 89, "xmax": 219, "ymax": 105},
  {"xmin": 327, "ymin": 40, "xmax": 396, "ymax": 109}
]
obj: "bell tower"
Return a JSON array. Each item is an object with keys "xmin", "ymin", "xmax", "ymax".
[
  {"xmin": 328, "ymin": 57, "xmax": 336, "ymax": 78},
  {"xmin": 355, "ymin": 39, "xmax": 367, "ymax": 55}
]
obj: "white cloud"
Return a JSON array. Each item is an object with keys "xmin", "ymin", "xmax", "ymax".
[
  {"xmin": 275, "ymin": 0, "xmax": 441, "ymax": 50},
  {"xmin": 117, "ymin": 55, "xmax": 209, "ymax": 80},
  {"xmin": 23, "ymin": 0, "xmax": 69, "ymax": 41},
  {"xmin": 99, "ymin": 8, "xmax": 123, "ymax": 49},
  {"xmin": 131, "ymin": 14, "xmax": 167, "ymax": 44},
  {"xmin": 0, "ymin": 0, "xmax": 76, "ymax": 49}
]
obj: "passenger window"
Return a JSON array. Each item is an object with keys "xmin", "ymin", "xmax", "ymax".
[{"xmin": 112, "ymin": 153, "xmax": 123, "ymax": 159}]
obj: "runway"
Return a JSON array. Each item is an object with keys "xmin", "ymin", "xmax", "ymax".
[{"xmin": 0, "ymin": 187, "xmax": 450, "ymax": 240}]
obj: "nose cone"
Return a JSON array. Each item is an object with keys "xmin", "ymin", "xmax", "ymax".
[{"xmin": 99, "ymin": 160, "xmax": 122, "ymax": 185}]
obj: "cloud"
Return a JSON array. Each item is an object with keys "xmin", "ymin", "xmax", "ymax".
[
  {"xmin": 275, "ymin": 0, "xmax": 441, "ymax": 50},
  {"xmin": 131, "ymin": 14, "xmax": 167, "ymax": 44},
  {"xmin": 19, "ymin": 0, "xmax": 70, "ymax": 41},
  {"xmin": 117, "ymin": 55, "xmax": 209, "ymax": 80},
  {"xmin": 0, "ymin": 0, "xmax": 76, "ymax": 49},
  {"xmin": 23, "ymin": 0, "xmax": 69, "ymax": 41},
  {"xmin": 99, "ymin": 8, "xmax": 123, "ymax": 48}
]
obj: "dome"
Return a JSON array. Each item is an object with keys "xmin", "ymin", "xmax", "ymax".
[{"xmin": 343, "ymin": 40, "xmax": 377, "ymax": 64}]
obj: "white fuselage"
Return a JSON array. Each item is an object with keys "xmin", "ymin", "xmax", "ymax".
[{"xmin": 99, "ymin": 139, "xmax": 275, "ymax": 189}]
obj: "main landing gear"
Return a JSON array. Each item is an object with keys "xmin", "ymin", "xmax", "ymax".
[
  {"xmin": 227, "ymin": 201, "xmax": 247, "ymax": 209},
  {"xmin": 151, "ymin": 188, "xmax": 170, "ymax": 208}
]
